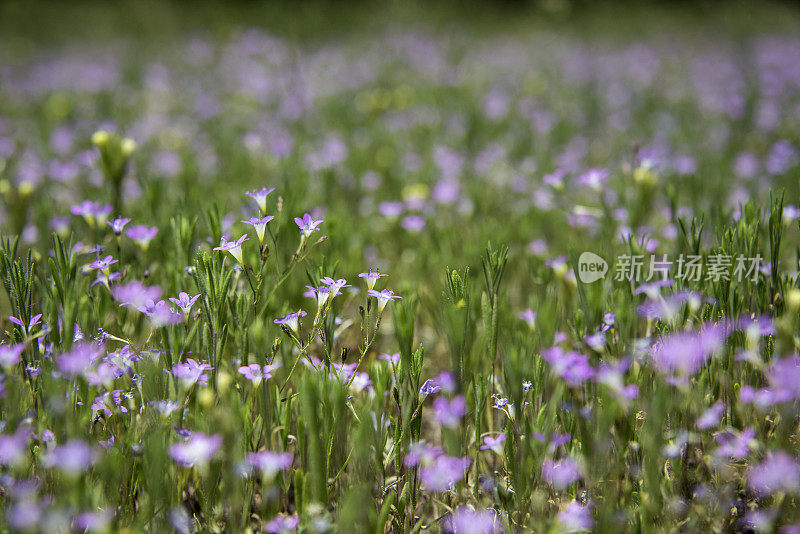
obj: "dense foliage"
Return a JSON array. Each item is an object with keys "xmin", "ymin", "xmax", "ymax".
[{"xmin": 2, "ymin": 4, "xmax": 800, "ymax": 532}]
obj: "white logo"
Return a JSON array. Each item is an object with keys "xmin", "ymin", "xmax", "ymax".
[{"xmin": 578, "ymin": 252, "xmax": 608, "ymax": 283}]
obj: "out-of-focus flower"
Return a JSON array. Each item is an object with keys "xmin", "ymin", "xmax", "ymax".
[
  {"xmin": 713, "ymin": 428, "xmax": 755, "ymax": 459},
  {"xmin": 434, "ymin": 395, "xmax": 467, "ymax": 427},
  {"xmin": 0, "ymin": 425, "xmax": 31, "ymax": 467},
  {"xmin": 56, "ymin": 342, "xmax": 102, "ymax": 377},
  {"xmin": 649, "ymin": 324, "xmax": 723, "ymax": 381},
  {"xmin": 518, "ymin": 308, "xmax": 536, "ymax": 329},
  {"xmin": 265, "ymin": 514, "xmax": 299, "ymax": 533},
  {"xmin": 542, "ymin": 458, "xmax": 582, "ymax": 490},
  {"xmin": 479, "ymin": 433, "xmax": 506, "ymax": 454},
  {"xmin": 169, "ymin": 432, "xmax": 222, "ymax": 467},
  {"xmin": 71, "ymin": 201, "xmax": 112, "ymax": 227},
  {"xmin": 443, "ymin": 507, "xmax": 503, "ymax": 534},
  {"xmin": 0, "ymin": 343, "xmax": 24, "ymax": 369},
  {"xmin": 237, "ymin": 364, "xmax": 276, "ymax": 386},
  {"xmin": 696, "ymin": 401, "xmax": 725, "ymax": 429},
  {"xmin": 43, "ymin": 440, "xmax": 97, "ymax": 474},
  {"xmin": 72, "ymin": 510, "xmax": 113, "ymax": 532},
  {"xmin": 106, "ymin": 217, "xmax": 131, "ymax": 236},
  {"xmin": 170, "ymin": 359, "xmax": 212, "ymax": 388},
  {"xmin": 126, "ymin": 225, "xmax": 159, "ymax": 250},
  {"xmin": 747, "ymin": 451, "xmax": 800, "ymax": 495},
  {"xmin": 419, "ymin": 454, "xmax": 471, "ymax": 491},
  {"xmin": 557, "ymin": 501, "xmax": 593, "ymax": 532},
  {"xmin": 112, "ymin": 281, "xmax": 162, "ymax": 308},
  {"xmin": 542, "ymin": 346, "xmax": 595, "ymax": 386},
  {"xmin": 138, "ymin": 300, "xmax": 184, "ymax": 327},
  {"xmin": 767, "ymin": 356, "xmax": 800, "ymax": 401},
  {"xmin": 247, "ymin": 450, "xmax": 292, "ymax": 477}
]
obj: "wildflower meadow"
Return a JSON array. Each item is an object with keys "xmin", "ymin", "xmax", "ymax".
[{"xmin": 2, "ymin": 1, "xmax": 800, "ymax": 532}]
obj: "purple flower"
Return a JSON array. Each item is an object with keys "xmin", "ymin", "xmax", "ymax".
[
  {"xmin": 89, "ymin": 255, "xmax": 118, "ymax": 273},
  {"xmin": 70, "ymin": 200, "xmax": 112, "ymax": 226},
  {"xmin": 169, "ymin": 432, "xmax": 222, "ymax": 467},
  {"xmin": 169, "ymin": 292, "xmax": 200, "ymax": 315},
  {"xmin": 358, "ymin": 269, "xmax": 388, "ymax": 290},
  {"xmin": 106, "ymin": 217, "xmax": 131, "ymax": 236},
  {"xmin": 443, "ymin": 507, "xmax": 503, "ymax": 534},
  {"xmin": 44, "ymin": 440, "xmax": 97, "ymax": 474},
  {"xmin": 632, "ymin": 279, "xmax": 673, "ymax": 298},
  {"xmin": 489, "ymin": 397, "xmax": 510, "ymax": 415},
  {"xmin": 434, "ymin": 395, "xmax": 467, "ymax": 427},
  {"xmin": 379, "ymin": 201, "xmax": 404, "ymax": 218},
  {"xmin": 247, "ymin": 450, "xmax": 293, "ymax": 476},
  {"xmin": 91, "ymin": 390, "xmax": 129, "ymax": 416},
  {"xmin": 7, "ymin": 500, "xmax": 41, "ymax": 531},
  {"xmin": 126, "ymin": 225, "xmax": 159, "ymax": 250},
  {"xmin": 420, "ymin": 378, "xmax": 441, "ymax": 396},
  {"xmin": 401, "ymin": 214, "xmax": 426, "ymax": 233},
  {"xmin": 379, "ymin": 352, "xmax": 400, "ymax": 365},
  {"xmin": 246, "ymin": 187, "xmax": 276, "ymax": 213},
  {"xmin": 112, "ymin": 281, "xmax": 162, "ymax": 308},
  {"xmin": 213, "ymin": 234, "xmax": 249, "ymax": 264},
  {"xmin": 739, "ymin": 385, "xmax": 790, "ymax": 409},
  {"xmin": 305, "ymin": 285, "xmax": 331, "ymax": 308},
  {"xmin": 294, "ymin": 213, "xmax": 323, "ymax": 237},
  {"xmin": 557, "ymin": 501, "xmax": 593, "ymax": 532},
  {"xmin": 72, "ymin": 510, "xmax": 113, "ymax": 532},
  {"xmin": 170, "ymin": 359, "xmax": 212, "ymax": 388},
  {"xmin": 649, "ymin": 324, "xmax": 723, "ymax": 380},
  {"xmin": 56, "ymin": 342, "xmax": 102, "ymax": 377},
  {"xmin": 367, "ymin": 288, "xmax": 402, "ymax": 312},
  {"xmin": 150, "ymin": 399, "xmax": 181, "ymax": 416},
  {"xmin": 543, "ymin": 169, "xmax": 566, "ymax": 188},
  {"xmin": 0, "ymin": 343, "xmax": 24, "ymax": 369},
  {"xmin": 320, "ymin": 277, "xmax": 351, "ymax": 298},
  {"xmin": 237, "ymin": 364, "xmax": 276, "ymax": 386},
  {"xmin": 518, "ymin": 308, "xmax": 537, "ymax": 329},
  {"xmin": 168, "ymin": 507, "xmax": 194, "ymax": 534},
  {"xmin": 138, "ymin": 300, "xmax": 184, "ymax": 327},
  {"xmin": 542, "ymin": 458, "xmax": 582, "ymax": 490},
  {"xmin": 595, "ymin": 360, "xmax": 638, "ymax": 401},
  {"xmin": 9, "ymin": 314, "xmax": 42, "ymax": 332},
  {"xmin": 577, "ymin": 168, "xmax": 609, "ymax": 190},
  {"xmin": 0, "ymin": 425, "xmax": 31, "ymax": 466},
  {"xmin": 747, "ymin": 451, "xmax": 800, "ymax": 495},
  {"xmin": 714, "ymin": 428, "xmax": 755, "ymax": 459},
  {"xmin": 542, "ymin": 346, "xmax": 595, "ymax": 386},
  {"xmin": 273, "ymin": 311, "xmax": 307, "ymax": 333},
  {"xmin": 637, "ymin": 291, "xmax": 705, "ymax": 321},
  {"xmin": 696, "ymin": 401, "xmax": 725, "ymax": 430},
  {"xmin": 241, "ymin": 216, "xmax": 274, "ymax": 243},
  {"xmin": 479, "ymin": 433, "xmax": 507, "ymax": 453},
  {"xmin": 419, "ymin": 455, "xmax": 471, "ymax": 492},
  {"xmin": 264, "ymin": 514, "xmax": 299, "ymax": 533},
  {"xmin": 404, "ymin": 442, "xmax": 443, "ymax": 467},
  {"xmin": 767, "ymin": 356, "xmax": 800, "ymax": 401}
]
